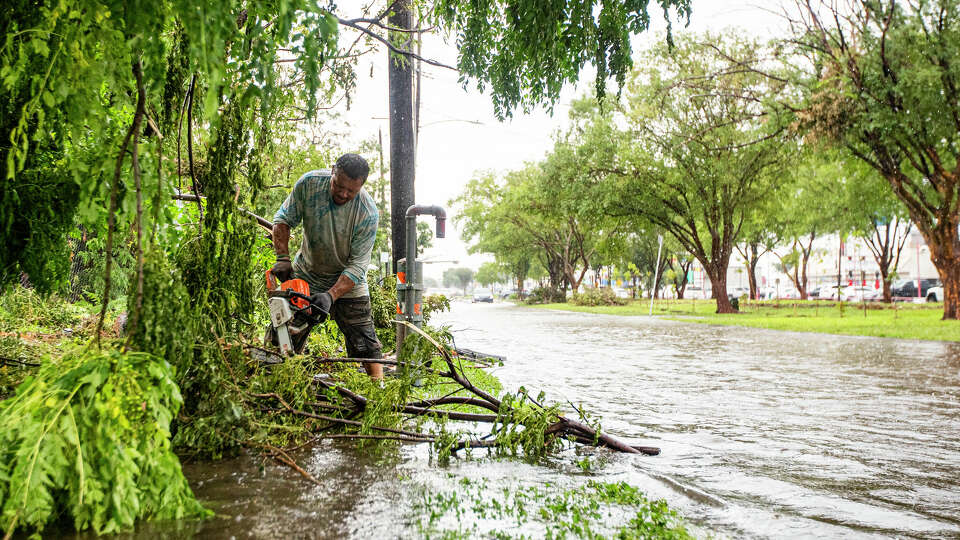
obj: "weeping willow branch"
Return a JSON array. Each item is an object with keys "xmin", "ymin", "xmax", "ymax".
[
  {"xmin": 96, "ymin": 61, "xmax": 146, "ymax": 346},
  {"xmin": 185, "ymin": 74, "xmax": 202, "ymax": 233},
  {"xmin": 125, "ymin": 60, "xmax": 148, "ymax": 351}
]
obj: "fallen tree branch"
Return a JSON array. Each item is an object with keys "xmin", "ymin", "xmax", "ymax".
[
  {"xmin": 405, "ymin": 396, "xmax": 500, "ymax": 413},
  {"xmin": 397, "ymin": 404, "xmax": 498, "ymax": 423},
  {"xmin": 266, "ymin": 444, "xmax": 322, "ymax": 486},
  {"xmin": 0, "ymin": 357, "xmax": 40, "ymax": 368},
  {"xmin": 320, "ymin": 433, "xmax": 433, "ymax": 443},
  {"xmin": 247, "ymin": 328, "xmax": 661, "ymax": 461}
]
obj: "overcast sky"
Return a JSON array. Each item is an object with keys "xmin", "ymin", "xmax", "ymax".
[{"xmin": 330, "ymin": 1, "xmax": 791, "ymax": 280}]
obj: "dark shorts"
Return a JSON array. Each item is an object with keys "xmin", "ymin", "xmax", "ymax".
[{"xmin": 330, "ymin": 296, "xmax": 383, "ymax": 359}]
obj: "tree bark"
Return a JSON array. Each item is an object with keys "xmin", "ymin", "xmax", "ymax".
[
  {"xmin": 746, "ymin": 244, "xmax": 760, "ymax": 300},
  {"xmin": 922, "ymin": 217, "xmax": 960, "ymax": 319},
  {"xmin": 388, "ymin": 1, "xmax": 415, "ymax": 272},
  {"xmin": 939, "ymin": 260, "xmax": 960, "ymax": 320},
  {"xmin": 705, "ymin": 264, "xmax": 736, "ymax": 313}
]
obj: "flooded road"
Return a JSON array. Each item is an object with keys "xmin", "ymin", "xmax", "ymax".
[
  {"xmin": 147, "ymin": 301, "xmax": 960, "ymax": 539},
  {"xmin": 433, "ymin": 302, "xmax": 960, "ymax": 538}
]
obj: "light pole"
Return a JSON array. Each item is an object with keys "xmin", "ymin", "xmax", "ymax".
[{"xmin": 649, "ymin": 235, "xmax": 663, "ymax": 316}]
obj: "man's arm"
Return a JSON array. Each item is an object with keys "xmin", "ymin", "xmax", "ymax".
[
  {"xmin": 327, "ymin": 274, "xmax": 355, "ymax": 301},
  {"xmin": 273, "ymin": 223, "xmax": 291, "ymax": 256}
]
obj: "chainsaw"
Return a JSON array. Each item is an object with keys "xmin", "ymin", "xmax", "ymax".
[{"xmin": 264, "ymin": 270, "xmax": 328, "ymax": 356}]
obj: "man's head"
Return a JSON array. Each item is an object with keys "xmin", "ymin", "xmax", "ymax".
[{"xmin": 330, "ymin": 153, "xmax": 370, "ymax": 205}]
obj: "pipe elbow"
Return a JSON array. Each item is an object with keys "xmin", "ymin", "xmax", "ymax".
[{"xmin": 405, "ymin": 205, "xmax": 447, "ymax": 238}]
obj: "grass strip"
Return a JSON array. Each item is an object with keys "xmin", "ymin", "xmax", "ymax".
[{"xmin": 529, "ymin": 299, "xmax": 960, "ymax": 342}]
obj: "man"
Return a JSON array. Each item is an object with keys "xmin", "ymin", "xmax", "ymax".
[{"xmin": 271, "ymin": 153, "xmax": 383, "ymax": 379}]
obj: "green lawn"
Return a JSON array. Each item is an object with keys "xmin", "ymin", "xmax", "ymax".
[{"xmin": 529, "ymin": 299, "xmax": 960, "ymax": 342}]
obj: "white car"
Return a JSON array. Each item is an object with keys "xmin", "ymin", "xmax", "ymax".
[
  {"xmin": 728, "ymin": 287, "xmax": 749, "ymax": 298},
  {"xmin": 684, "ymin": 286, "xmax": 711, "ymax": 299},
  {"xmin": 926, "ymin": 286, "xmax": 943, "ymax": 302},
  {"xmin": 612, "ymin": 287, "xmax": 632, "ymax": 299},
  {"xmin": 816, "ymin": 285, "xmax": 842, "ymax": 300},
  {"xmin": 840, "ymin": 285, "xmax": 881, "ymax": 302}
]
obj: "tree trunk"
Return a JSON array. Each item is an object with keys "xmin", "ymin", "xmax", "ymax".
[
  {"xmin": 743, "ymin": 242, "xmax": 761, "ymax": 300},
  {"xmin": 881, "ymin": 274, "xmax": 892, "ymax": 303},
  {"xmin": 653, "ymin": 253, "xmax": 667, "ymax": 299},
  {"xmin": 706, "ymin": 266, "xmax": 736, "ymax": 313},
  {"xmin": 940, "ymin": 261, "xmax": 960, "ymax": 320},
  {"xmin": 747, "ymin": 256, "xmax": 759, "ymax": 300},
  {"xmin": 388, "ymin": 1, "xmax": 415, "ymax": 272},
  {"xmin": 926, "ymin": 226, "xmax": 960, "ymax": 319},
  {"xmin": 897, "ymin": 193, "xmax": 960, "ymax": 319},
  {"xmin": 799, "ymin": 247, "xmax": 810, "ymax": 300}
]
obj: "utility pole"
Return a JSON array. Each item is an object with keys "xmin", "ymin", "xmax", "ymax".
[{"xmin": 388, "ymin": 0, "xmax": 415, "ymax": 273}]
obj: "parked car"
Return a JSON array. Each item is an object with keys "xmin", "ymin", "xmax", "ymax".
[
  {"xmin": 684, "ymin": 286, "xmax": 711, "ymax": 299},
  {"xmin": 817, "ymin": 285, "xmax": 842, "ymax": 300},
  {"xmin": 840, "ymin": 285, "xmax": 881, "ymax": 302},
  {"xmin": 892, "ymin": 278, "xmax": 941, "ymax": 299},
  {"xmin": 612, "ymin": 287, "xmax": 632, "ymax": 299},
  {"xmin": 927, "ymin": 286, "xmax": 943, "ymax": 302},
  {"xmin": 472, "ymin": 289, "xmax": 494, "ymax": 303},
  {"xmin": 728, "ymin": 287, "xmax": 749, "ymax": 298}
]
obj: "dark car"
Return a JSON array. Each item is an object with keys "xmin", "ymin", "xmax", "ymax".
[
  {"xmin": 472, "ymin": 289, "xmax": 494, "ymax": 303},
  {"xmin": 892, "ymin": 278, "xmax": 941, "ymax": 299}
]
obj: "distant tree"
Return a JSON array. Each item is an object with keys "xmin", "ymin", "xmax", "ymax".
[
  {"xmin": 664, "ymin": 255, "xmax": 694, "ymax": 299},
  {"xmin": 768, "ymin": 152, "xmax": 847, "ymax": 300},
  {"xmin": 454, "ymin": 160, "xmax": 616, "ymax": 299},
  {"xmin": 615, "ymin": 232, "xmax": 669, "ymax": 299},
  {"xmin": 735, "ymin": 212, "xmax": 776, "ymax": 301},
  {"xmin": 475, "ymin": 262, "xmax": 505, "ymax": 288},
  {"xmin": 442, "ymin": 267, "xmax": 474, "ymax": 295},
  {"xmin": 835, "ymin": 157, "xmax": 913, "ymax": 303},
  {"xmin": 590, "ymin": 34, "xmax": 795, "ymax": 313}
]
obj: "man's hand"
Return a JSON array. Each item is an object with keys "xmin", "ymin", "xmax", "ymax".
[
  {"xmin": 309, "ymin": 291, "xmax": 333, "ymax": 314},
  {"xmin": 271, "ymin": 258, "xmax": 293, "ymax": 282}
]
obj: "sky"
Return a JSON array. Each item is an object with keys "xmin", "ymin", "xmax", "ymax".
[{"xmin": 329, "ymin": 1, "xmax": 792, "ymax": 281}]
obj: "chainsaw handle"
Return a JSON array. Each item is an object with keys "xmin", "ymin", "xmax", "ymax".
[{"xmin": 283, "ymin": 291, "xmax": 330, "ymax": 317}]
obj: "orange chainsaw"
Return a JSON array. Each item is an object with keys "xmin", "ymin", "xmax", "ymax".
[{"xmin": 264, "ymin": 270, "xmax": 328, "ymax": 355}]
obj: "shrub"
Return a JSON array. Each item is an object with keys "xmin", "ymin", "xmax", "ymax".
[
  {"xmin": 0, "ymin": 286, "xmax": 88, "ymax": 333},
  {"xmin": 525, "ymin": 286, "xmax": 566, "ymax": 304},
  {"xmin": 571, "ymin": 287, "xmax": 627, "ymax": 306}
]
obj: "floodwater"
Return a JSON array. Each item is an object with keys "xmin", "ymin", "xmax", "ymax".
[{"xmin": 127, "ymin": 302, "xmax": 960, "ymax": 538}]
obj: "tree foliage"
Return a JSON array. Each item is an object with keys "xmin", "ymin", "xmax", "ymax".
[
  {"xmin": 0, "ymin": 0, "xmax": 340, "ymax": 294},
  {"xmin": 454, "ymin": 121, "xmax": 620, "ymax": 299},
  {"xmin": 431, "ymin": 0, "xmax": 693, "ymax": 118},
  {"xmin": 475, "ymin": 261, "xmax": 505, "ymax": 287},
  {"xmin": 594, "ymin": 34, "xmax": 794, "ymax": 312},
  {"xmin": 790, "ymin": 0, "xmax": 960, "ymax": 318}
]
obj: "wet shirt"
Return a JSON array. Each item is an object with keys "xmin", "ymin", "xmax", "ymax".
[{"xmin": 273, "ymin": 170, "xmax": 378, "ymax": 299}]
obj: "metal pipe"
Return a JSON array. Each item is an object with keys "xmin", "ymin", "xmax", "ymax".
[{"xmin": 405, "ymin": 205, "xmax": 446, "ymax": 238}]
